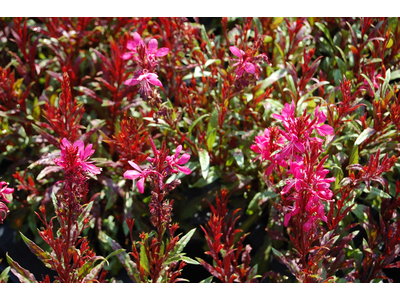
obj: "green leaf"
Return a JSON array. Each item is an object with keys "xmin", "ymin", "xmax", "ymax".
[
  {"xmin": 349, "ymin": 145, "xmax": 359, "ymax": 165},
  {"xmin": 200, "ymin": 275, "xmax": 214, "ymax": 283},
  {"xmin": 188, "ymin": 114, "xmax": 209, "ymax": 136},
  {"xmin": 98, "ymin": 231, "xmax": 140, "ymax": 282},
  {"xmin": 315, "ymin": 22, "xmax": 335, "ymax": 50},
  {"xmin": 352, "ymin": 204, "xmax": 368, "ymax": 221},
  {"xmin": 206, "ymin": 128, "xmax": 217, "ymax": 150},
  {"xmin": 200, "ymin": 24, "xmax": 212, "ymax": 54},
  {"xmin": 181, "ymin": 256, "xmax": 200, "ymax": 265},
  {"xmin": 355, "ymin": 128, "xmax": 376, "ymax": 146},
  {"xmin": 76, "ymin": 201, "xmax": 94, "ymax": 233},
  {"xmin": 230, "ymin": 148, "xmax": 244, "ymax": 168},
  {"xmin": 247, "ymin": 190, "xmax": 278, "ymax": 215},
  {"xmin": 260, "ymin": 69, "xmax": 287, "ymax": 89},
  {"xmin": 253, "ymin": 17, "xmax": 263, "ymax": 34},
  {"xmin": 207, "ymin": 108, "xmax": 219, "ymax": 132},
  {"xmin": 172, "ymin": 228, "xmax": 196, "ymax": 256},
  {"xmin": 204, "ymin": 59, "xmax": 221, "ymax": 69},
  {"xmin": 140, "ymin": 242, "xmax": 150, "ymax": 275},
  {"xmin": 199, "ymin": 149, "xmax": 210, "ymax": 179},
  {"xmin": 83, "ymin": 249, "xmax": 126, "ymax": 282},
  {"xmin": 6, "ymin": 254, "xmax": 38, "ymax": 283},
  {"xmin": 390, "ymin": 69, "xmax": 400, "ymax": 81},
  {"xmin": 363, "ymin": 186, "xmax": 391, "ymax": 199},
  {"xmin": 20, "ymin": 232, "xmax": 54, "ymax": 269},
  {"xmin": 0, "ymin": 266, "xmax": 10, "ymax": 283}
]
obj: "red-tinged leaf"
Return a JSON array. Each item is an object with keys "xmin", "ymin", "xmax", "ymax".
[
  {"xmin": 305, "ymin": 56, "xmax": 323, "ymax": 80},
  {"xmin": 77, "ymin": 86, "xmax": 102, "ymax": 103},
  {"xmin": 36, "ymin": 165, "xmax": 63, "ymax": 181},
  {"xmin": 20, "ymin": 232, "xmax": 54, "ymax": 269},
  {"xmin": 98, "ymin": 231, "xmax": 140, "ymax": 283},
  {"xmin": 198, "ymin": 258, "xmax": 221, "ymax": 279},
  {"xmin": 349, "ymin": 45, "xmax": 358, "ymax": 56},
  {"xmin": 6, "ymin": 254, "xmax": 38, "ymax": 283},
  {"xmin": 31, "ymin": 123, "xmax": 59, "ymax": 146},
  {"xmin": 46, "ymin": 70, "xmax": 62, "ymax": 82},
  {"xmin": 95, "ymin": 77, "xmax": 116, "ymax": 93},
  {"xmin": 271, "ymin": 248, "xmax": 300, "ymax": 277},
  {"xmin": 384, "ymin": 261, "xmax": 400, "ymax": 269}
]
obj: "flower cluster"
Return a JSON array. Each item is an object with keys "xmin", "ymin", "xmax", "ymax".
[
  {"xmin": 252, "ymin": 101, "xmax": 334, "ymax": 230},
  {"xmin": 124, "ymin": 138, "xmax": 191, "ymax": 229},
  {"xmin": 252, "ymin": 101, "xmax": 333, "ymax": 176},
  {"xmin": 54, "ymin": 138, "xmax": 101, "ymax": 205},
  {"xmin": 229, "ymin": 44, "xmax": 268, "ymax": 90},
  {"xmin": 122, "ymin": 32, "xmax": 169, "ymax": 98},
  {"xmin": 0, "ymin": 181, "xmax": 13, "ymax": 224}
]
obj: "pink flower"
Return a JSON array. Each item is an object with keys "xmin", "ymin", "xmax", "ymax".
[
  {"xmin": 121, "ymin": 32, "xmax": 169, "ymax": 64},
  {"xmin": 54, "ymin": 138, "xmax": 101, "ymax": 175},
  {"xmin": 0, "ymin": 181, "xmax": 14, "ymax": 204},
  {"xmin": 230, "ymin": 46, "xmax": 256, "ymax": 76},
  {"xmin": 313, "ymin": 106, "xmax": 334, "ymax": 136},
  {"xmin": 124, "ymin": 161, "xmax": 158, "ymax": 194},
  {"xmin": 146, "ymin": 38, "xmax": 169, "ymax": 60},
  {"xmin": 124, "ymin": 71, "xmax": 163, "ymax": 97},
  {"xmin": 121, "ymin": 32, "xmax": 142, "ymax": 60},
  {"xmin": 166, "ymin": 145, "xmax": 191, "ymax": 175}
]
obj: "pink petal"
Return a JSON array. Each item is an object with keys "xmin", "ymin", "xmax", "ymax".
[
  {"xmin": 244, "ymin": 63, "xmax": 255, "ymax": 74},
  {"xmin": 229, "ymin": 46, "xmax": 242, "ymax": 58},
  {"xmin": 128, "ymin": 161, "xmax": 142, "ymax": 172},
  {"xmin": 137, "ymin": 177, "xmax": 145, "ymax": 194},
  {"xmin": 148, "ymin": 39, "xmax": 158, "ymax": 54},
  {"xmin": 147, "ymin": 74, "xmax": 163, "ymax": 87},
  {"xmin": 124, "ymin": 170, "xmax": 141, "ymax": 180},
  {"xmin": 284, "ymin": 213, "xmax": 291, "ymax": 227},
  {"xmin": 294, "ymin": 141, "xmax": 305, "ymax": 153},
  {"xmin": 303, "ymin": 219, "xmax": 312, "ymax": 232},
  {"xmin": 176, "ymin": 165, "xmax": 191, "ymax": 175},
  {"xmin": 133, "ymin": 32, "xmax": 141, "ymax": 45},
  {"xmin": 121, "ymin": 52, "xmax": 135, "ymax": 60},
  {"xmin": 272, "ymin": 113, "xmax": 285, "ymax": 121},
  {"xmin": 83, "ymin": 144, "xmax": 94, "ymax": 160},
  {"xmin": 316, "ymin": 124, "xmax": 334, "ymax": 136},
  {"xmin": 175, "ymin": 145, "xmax": 182, "ymax": 159},
  {"xmin": 176, "ymin": 153, "xmax": 190, "ymax": 165},
  {"xmin": 126, "ymin": 41, "xmax": 137, "ymax": 51},
  {"xmin": 61, "ymin": 138, "xmax": 71, "ymax": 149},
  {"xmin": 85, "ymin": 162, "xmax": 101, "ymax": 175},
  {"xmin": 74, "ymin": 140, "xmax": 85, "ymax": 156},
  {"xmin": 155, "ymin": 47, "xmax": 169, "ymax": 57},
  {"xmin": 124, "ymin": 78, "xmax": 140, "ymax": 86},
  {"xmin": 3, "ymin": 187, "xmax": 14, "ymax": 194}
]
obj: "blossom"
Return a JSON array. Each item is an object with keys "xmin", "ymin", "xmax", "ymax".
[
  {"xmin": 0, "ymin": 181, "xmax": 13, "ymax": 224},
  {"xmin": 124, "ymin": 161, "xmax": 156, "ymax": 194},
  {"xmin": 282, "ymin": 156, "xmax": 334, "ymax": 231},
  {"xmin": 121, "ymin": 32, "xmax": 142, "ymax": 60},
  {"xmin": 121, "ymin": 32, "xmax": 169, "ymax": 66},
  {"xmin": 166, "ymin": 145, "xmax": 191, "ymax": 175},
  {"xmin": 54, "ymin": 138, "xmax": 101, "ymax": 175},
  {"xmin": 124, "ymin": 71, "xmax": 163, "ymax": 98},
  {"xmin": 0, "ymin": 181, "xmax": 14, "ymax": 204},
  {"xmin": 229, "ymin": 46, "xmax": 255, "ymax": 76}
]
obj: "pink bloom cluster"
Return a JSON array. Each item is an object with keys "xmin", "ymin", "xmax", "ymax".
[
  {"xmin": 282, "ymin": 156, "xmax": 335, "ymax": 231},
  {"xmin": 0, "ymin": 181, "xmax": 13, "ymax": 224},
  {"xmin": 229, "ymin": 45, "xmax": 268, "ymax": 90},
  {"xmin": 54, "ymin": 138, "xmax": 101, "ymax": 204},
  {"xmin": 252, "ymin": 101, "xmax": 333, "ymax": 176},
  {"xmin": 251, "ymin": 101, "xmax": 334, "ymax": 231},
  {"xmin": 122, "ymin": 32, "xmax": 169, "ymax": 98},
  {"xmin": 124, "ymin": 139, "xmax": 191, "ymax": 194},
  {"xmin": 54, "ymin": 138, "xmax": 101, "ymax": 175}
]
